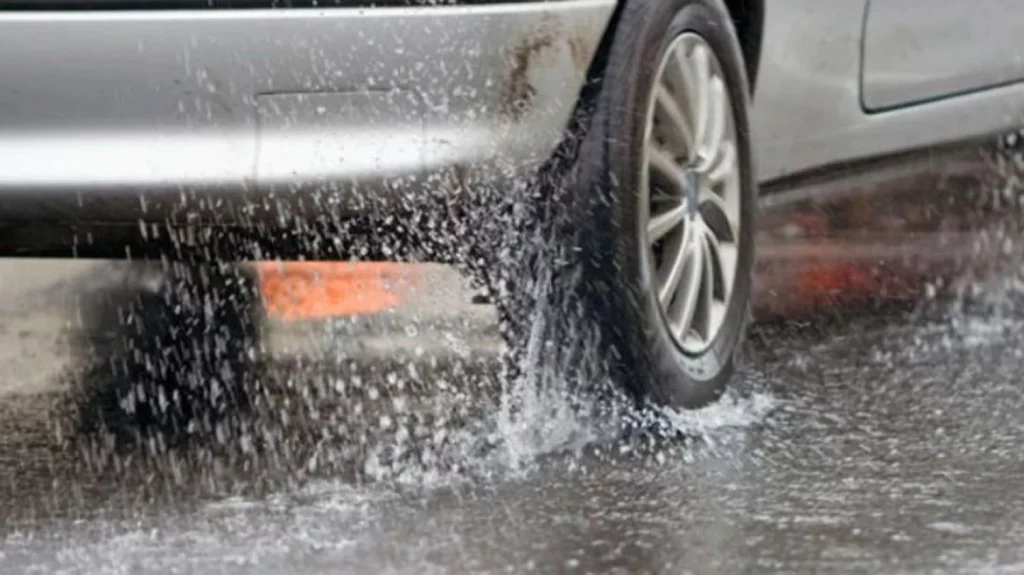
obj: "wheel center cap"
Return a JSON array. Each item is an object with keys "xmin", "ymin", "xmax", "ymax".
[{"xmin": 683, "ymin": 169, "xmax": 700, "ymax": 219}]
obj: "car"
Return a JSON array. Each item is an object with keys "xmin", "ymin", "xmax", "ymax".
[{"xmin": 2, "ymin": 0, "xmax": 1022, "ymax": 409}]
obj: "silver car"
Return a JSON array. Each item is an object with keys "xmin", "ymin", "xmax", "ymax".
[{"xmin": 2, "ymin": 0, "xmax": 1022, "ymax": 408}]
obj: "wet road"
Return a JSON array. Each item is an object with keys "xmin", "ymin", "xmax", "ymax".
[{"xmin": 2, "ymin": 257, "xmax": 1024, "ymax": 573}]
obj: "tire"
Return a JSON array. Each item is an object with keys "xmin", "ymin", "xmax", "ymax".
[{"xmin": 498, "ymin": 0, "xmax": 756, "ymax": 409}]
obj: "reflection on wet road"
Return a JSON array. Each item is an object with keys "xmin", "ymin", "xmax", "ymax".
[{"xmin": 2, "ymin": 256, "xmax": 1024, "ymax": 573}]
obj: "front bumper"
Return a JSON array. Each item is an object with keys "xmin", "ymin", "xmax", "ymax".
[{"xmin": 0, "ymin": 1, "xmax": 615, "ymax": 230}]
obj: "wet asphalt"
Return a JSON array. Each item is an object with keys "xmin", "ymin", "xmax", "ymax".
[{"xmin": 2, "ymin": 258, "xmax": 1024, "ymax": 574}]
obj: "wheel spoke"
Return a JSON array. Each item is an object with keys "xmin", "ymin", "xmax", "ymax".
[
  {"xmin": 698, "ymin": 229, "xmax": 716, "ymax": 339},
  {"xmin": 668, "ymin": 230, "xmax": 704, "ymax": 339},
  {"xmin": 647, "ymin": 144, "xmax": 687, "ymax": 196},
  {"xmin": 701, "ymin": 77, "xmax": 727, "ymax": 168},
  {"xmin": 673, "ymin": 43, "xmax": 698, "ymax": 126},
  {"xmin": 657, "ymin": 227, "xmax": 690, "ymax": 305},
  {"xmin": 707, "ymin": 140, "xmax": 736, "ymax": 185},
  {"xmin": 700, "ymin": 185, "xmax": 729, "ymax": 219},
  {"xmin": 708, "ymin": 299, "xmax": 728, "ymax": 340},
  {"xmin": 651, "ymin": 195, "xmax": 681, "ymax": 203},
  {"xmin": 688, "ymin": 43, "xmax": 711, "ymax": 154},
  {"xmin": 703, "ymin": 226, "xmax": 733, "ymax": 341},
  {"xmin": 654, "ymin": 85, "xmax": 695, "ymax": 158},
  {"xmin": 648, "ymin": 202, "xmax": 688, "ymax": 244},
  {"xmin": 703, "ymin": 227, "xmax": 738, "ymax": 298},
  {"xmin": 699, "ymin": 185, "xmax": 737, "ymax": 241}
]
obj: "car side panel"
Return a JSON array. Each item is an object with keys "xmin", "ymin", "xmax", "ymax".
[
  {"xmin": 862, "ymin": 0, "xmax": 1024, "ymax": 111},
  {"xmin": 752, "ymin": 0, "xmax": 1024, "ymax": 184}
]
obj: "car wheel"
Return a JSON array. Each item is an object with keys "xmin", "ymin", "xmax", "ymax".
[{"xmin": 498, "ymin": 0, "xmax": 756, "ymax": 409}]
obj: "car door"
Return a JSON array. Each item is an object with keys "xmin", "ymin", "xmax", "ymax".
[{"xmin": 861, "ymin": 0, "xmax": 1024, "ymax": 111}]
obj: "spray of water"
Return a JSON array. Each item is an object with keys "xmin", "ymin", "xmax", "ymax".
[{"xmin": 55, "ymin": 76, "xmax": 791, "ymax": 502}]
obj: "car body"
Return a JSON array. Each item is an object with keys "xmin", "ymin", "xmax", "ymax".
[
  {"xmin": 0, "ymin": 1, "xmax": 615, "ymax": 256},
  {"xmin": 2, "ymin": 0, "xmax": 1021, "ymax": 257}
]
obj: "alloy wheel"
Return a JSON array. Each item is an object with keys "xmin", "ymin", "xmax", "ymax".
[{"xmin": 640, "ymin": 31, "xmax": 743, "ymax": 355}]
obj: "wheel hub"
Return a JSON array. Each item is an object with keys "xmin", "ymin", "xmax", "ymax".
[{"xmin": 682, "ymin": 168, "xmax": 700, "ymax": 220}]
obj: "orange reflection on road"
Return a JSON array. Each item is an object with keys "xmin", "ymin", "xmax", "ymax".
[
  {"xmin": 256, "ymin": 262, "xmax": 420, "ymax": 321},
  {"xmin": 755, "ymin": 257, "xmax": 927, "ymax": 319}
]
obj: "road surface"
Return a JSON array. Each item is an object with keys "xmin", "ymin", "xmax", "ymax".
[{"xmin": 1, "ymin": 253, "xmax": 1024, "ymax": 573}]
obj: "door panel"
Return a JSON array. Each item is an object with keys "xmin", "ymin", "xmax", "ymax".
[{"xmin": 861, "ymin": 0, "xmax": 1024, "ymax": 111}]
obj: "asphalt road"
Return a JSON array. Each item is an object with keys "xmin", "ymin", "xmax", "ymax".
[{"xmin": 2, "ymin": 256, "xmax": 1024, "ymax": 574}]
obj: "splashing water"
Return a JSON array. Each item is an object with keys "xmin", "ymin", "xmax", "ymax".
[{"xmin": 58, "ymin": 83, "xmax": 792, "ymax": 507}]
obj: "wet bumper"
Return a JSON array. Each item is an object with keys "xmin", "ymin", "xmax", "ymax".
[{"xmin": 0, "ymin": 1, "xmax": 615, "ymax": 229}]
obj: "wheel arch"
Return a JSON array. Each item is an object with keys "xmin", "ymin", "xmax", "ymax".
[
  {"xmin": 722, "ymin": 0, "xmax": 764, "ymax": 93},
  {"xmin": 591, "ymin": 0, "xmax": 764, "ymax": 94}
]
